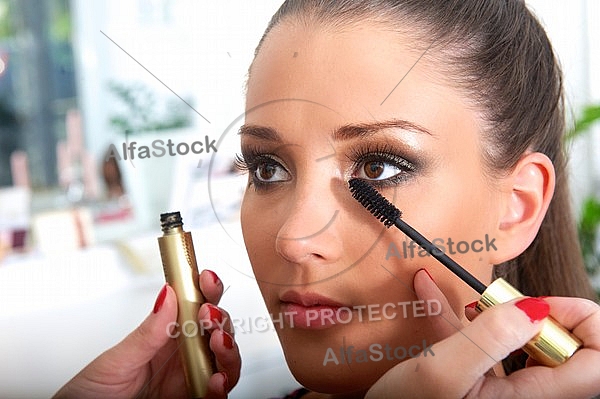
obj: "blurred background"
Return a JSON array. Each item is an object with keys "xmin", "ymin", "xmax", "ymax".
[{"xmin": 0, "ymin": 1, "xmax": 598, "ymax": 398}]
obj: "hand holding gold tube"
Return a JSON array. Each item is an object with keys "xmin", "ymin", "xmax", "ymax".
[{"xmin": 158, "ymin": 212, "xmax": 216, "ymax": 398}]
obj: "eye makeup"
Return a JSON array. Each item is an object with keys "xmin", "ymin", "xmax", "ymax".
[
  {"xmin": 346, "ymin": 142, "xmax": 418, "ymax": 188},
  {"xmin": 235, "ymin": 145, "xmax": 291, "ymax": 191},
  {"xmin": 236, "ymin": 139, "xmax": 423, "ymax": 192}
]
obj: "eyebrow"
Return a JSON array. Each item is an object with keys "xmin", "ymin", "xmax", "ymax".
[{"xmin": 238, "ymin": 119, "xmax": 434, "ymax": 142}]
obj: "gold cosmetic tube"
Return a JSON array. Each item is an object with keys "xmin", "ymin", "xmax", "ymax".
[
  {"xmin": 158, "ymin": 212, "xmax": 216, "ymax": 398},
  {"xmin": 476, "ymin": 278, "xmax": 582, "ymax": 367}
]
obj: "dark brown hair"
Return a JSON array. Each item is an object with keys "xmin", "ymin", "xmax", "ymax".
[{"xmin": 252, "ymin": 0, "xmax": 597, "ymax": 373}]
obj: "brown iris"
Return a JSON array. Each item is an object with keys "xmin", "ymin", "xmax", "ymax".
[
  {"xmin": 257, "ymin": 163, "xmax": 277, "ymax": 180},
  {"xmin": 364, "ymin": 161, "xmax": 384, "ymax": 179}
]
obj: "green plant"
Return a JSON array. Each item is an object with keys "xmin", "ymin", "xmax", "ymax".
[
  {"xmin": 566, "ymin": 104, "xmax": 600, "ymax": 141},
  {"xmin": 579, "ymin": 197, "xmax": 600, "ymax": 275},
  {"xmin": 107, "ymin": 81, "xmax": 193, "ymax": 134},
  {"xmin": 567, "ymin": 104, "xmax": 600, "ymax": 278}
]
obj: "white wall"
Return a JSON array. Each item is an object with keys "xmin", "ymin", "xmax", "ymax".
[
  {"xmin": 71, "ymin": 0, "xmax": 283, "ymax": 163},
  {"xmin": 527, "ymin": 0, "xmax": 600, "ymax": 211}
]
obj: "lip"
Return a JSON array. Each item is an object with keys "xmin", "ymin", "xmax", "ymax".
[
  {"xmin": 280, "ymin": 291, "xmax": 347, "ymax": 307},
  {"xmin": 279, "ymin": 291, "xmax": 352, "ymax": 330}
]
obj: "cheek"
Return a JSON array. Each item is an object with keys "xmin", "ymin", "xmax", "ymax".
[
  {"xmin": 240, "ymin": 194, "xmax": 265, "ymax": 265},
  {"xmin": 379, "ymin": 168, "xmax": 498, "ymax": 310},
  {"xmin": 240, "ymin": 193, "xmax": 278, "ymax": 287},
  {"xmin": 240, "ymin": 193, "xmax": 252, "ymax": 244}
]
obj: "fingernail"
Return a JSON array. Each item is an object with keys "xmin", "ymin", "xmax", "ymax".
[
  {"xmin": 221, "ymin": 371, "xmax": 229, "ymax": 392},
  {"xmin": 208, "ymin": 304, "xmax": 223, "ymax": 324},
  {"xmin": 515, "ymin": 297, "xmax": 549, "ymax": 322},
  {"xmin": 205, "ymin": 270, "xmax": 221, "ymax": 286},
  {"xmin": 465, "ymin": 301, "xmax": 478, "ymax": 309},
  {"xmin": 417, "ymin": 268, "xmax": 435, "ymax": 283},
  {"xmin": 153, "ymin": 284, "xmax": 168, "ymax": 314},
  {"xmin": 222, "ymin": 330, "xmax": 234, "ymax": 350}
]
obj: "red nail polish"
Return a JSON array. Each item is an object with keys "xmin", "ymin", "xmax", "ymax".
[
  {"xmin": 206, "ymin": 270, "xmax": 221, "ymax": 285},
  {"xmin": 222, "ymin": 330, "xmax": 234, "ymax": 349},
  {"xmin": 208, "ymin": 305, "xmax": 223, "ymax": 324},
  {"xmin": 515, "ymin": 297, "xmax": 549, "ymax": 322},
  {"xmin": 465, "ymin": 301, "xmax": 478, "ymax": 309},
  {"xmin": 417, "ymin": 268, "xmax": 435, "ymax": 283},
  {"xmin": 153, "ymin": 284, "xmax": 168, "ymax": 314}
]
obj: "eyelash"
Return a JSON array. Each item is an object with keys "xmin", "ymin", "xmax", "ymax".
[
  {"xmin": 235, "ymin": 143, "xmax": 417, "ymax": 191},
  {"xmin": 346, "ymin": 143, "xmax": 416, "ymax": 188},
  {"xmin": 234, "ymin": 145, "xmax": 285, "ymax": 191}
]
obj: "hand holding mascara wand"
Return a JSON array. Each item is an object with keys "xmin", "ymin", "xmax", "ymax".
[{"xmin": 349, "ymin": 178, "xmax": 582, "ymax": 367}]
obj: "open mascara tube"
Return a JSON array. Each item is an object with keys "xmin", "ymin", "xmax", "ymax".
[
  {"xmin": 349, "ymin": 178, "xmax": 582, "ymax": 367},
  {"xmin": 158, "ymin": 212, "xmax": 216, "ymax": 398}
]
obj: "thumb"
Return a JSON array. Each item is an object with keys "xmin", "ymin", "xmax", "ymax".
[
  {"xmin": 53, "ymin": 285, "xmax": 179, "ymax": 399},
  {"xmin": 413, "ymin": 268, "xmax": 471, "ymax": 342},
  {"xmin": 106, "ymin": 284, "xmax": 178, "ymax": 369},
  {"xmin": 366, "ymin": 297, "xmax": 549, "ymax": 399}
]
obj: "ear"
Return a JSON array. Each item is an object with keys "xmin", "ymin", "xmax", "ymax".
[{"xmin": 488, "ymin": 152, "xmax": 555, "ymax": 264}]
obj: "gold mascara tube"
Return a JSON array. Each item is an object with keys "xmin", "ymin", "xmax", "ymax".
[{"xmin": 158, "ymin": 211, "xmax": 216, "ymax": 398}]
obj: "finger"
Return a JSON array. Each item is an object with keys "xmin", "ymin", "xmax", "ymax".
[
  {"xmin": 210, "ymin": 329, "xmax": 241, "ymax": 390},
  {"xmin": 73, "ymin": 285, "xmax": 177, "ymax": 387},
  {"xmin": 204, "ymin": 372, "xmax": 228, "ymax": 399},
  {"xmin": 497, "ymin": 297, "xmax": 600, "ymax": 399},
  {"xmin": 413, "ymin": 268, "xmax": 468, "ymax": 342},
  {"xmin": 367, "ymin": 297, "xmax": 548, "ymax": 399},
  {"xmin": 113, "ymin": 284, "xmax": 178, "ymax": 368},
  {"xmin": 469, "ymin": 295, "xmax": 600, "ymax": 394},
  {"xmin": 198, "ymin": 303, "xmax": 235, "ymax": 337},
  {"xmin": 537, "ymin": 297, "xmax": 600, "ymax": 349},
  {"xmin": 53, "ymin": 285, "xmax": 179, "ymax": 398},
  {"xmin": 489, "ymin": 339, "xmax": 600, "ymax": 399},
  {"xmin": 440, "ymin": 298, "xmax": 548, "ymax": 380},
  {"xmin": 199, "ymin": 269, "xmax": 224, "ymax": 305},
  {"xmin": 470, "ymin": 296, "xmax": 599, "ymax": 354},
  {"xmin": 465, "ymin": 301, "xmax": 479, "ymax": 321}
]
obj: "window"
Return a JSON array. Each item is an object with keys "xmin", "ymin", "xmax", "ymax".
[{"xmin": 0, "ymin": 0, "xmax": 77, "ymax": 188}]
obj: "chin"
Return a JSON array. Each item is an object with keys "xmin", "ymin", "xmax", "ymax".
[
  {"xmin": 288, "ymin": 362, "xmax": 374, "ymax": 395},
  {"xmin": 277, "ymin": 330, "xmax": 391, "ymax": 395}
]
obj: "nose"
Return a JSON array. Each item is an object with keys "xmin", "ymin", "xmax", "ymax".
[{"xmin": 275, "ymin": 178, "xmax": 345, "ymax": 265}]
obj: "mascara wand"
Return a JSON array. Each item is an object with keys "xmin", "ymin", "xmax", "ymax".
[
  {"xmin": 348, "ymin": 178, "xmax": 486, "ymax": 294},
  {"xmin": 348, "ymin": 178, "xmax": 582, "ymax": 367}
]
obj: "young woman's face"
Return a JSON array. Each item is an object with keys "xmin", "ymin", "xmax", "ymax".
[{"xmin": 240, "ymin": 22, "xmax": 503, "ymax": 393}]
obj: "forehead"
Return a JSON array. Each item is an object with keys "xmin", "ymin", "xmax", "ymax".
[{"xmin": 247, "ymin": 22, "xmax": 467, "ymax": 121}]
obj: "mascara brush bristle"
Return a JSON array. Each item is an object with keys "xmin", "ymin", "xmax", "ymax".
[{"xmin": 348, "ymin": 178, "xmax": 401, "ymax": 227}]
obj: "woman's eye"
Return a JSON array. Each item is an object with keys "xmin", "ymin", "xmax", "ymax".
[
  {"xmin": 354, "ymin": 158, "xmax": 410, "ymax": 181},
  {"xmin": 235, "ymin": 151, "xmax": 291, "ymax": 190},
  {"xmin": 255, "ymin": 159, "xmax": 289, "ymax": 182}
]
